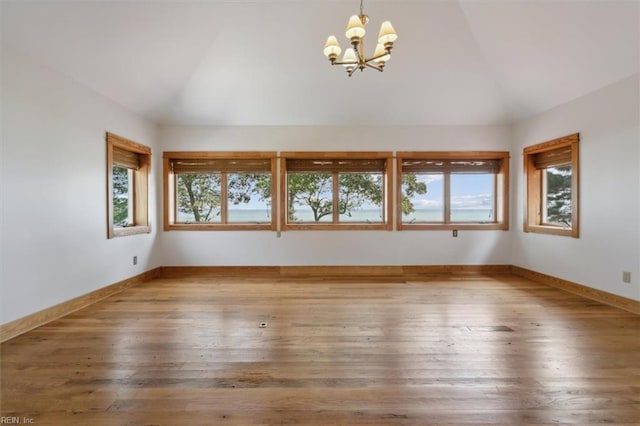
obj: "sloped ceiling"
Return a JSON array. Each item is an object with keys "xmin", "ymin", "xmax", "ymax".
[{"xmin": 2, "ymin": 0, "xmax": 638, "ymax": 126}]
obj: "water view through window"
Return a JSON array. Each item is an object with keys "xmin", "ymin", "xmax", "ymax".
[{"xmin": 402, "ymin": 173, "xmax": 495, "ymax": 223}]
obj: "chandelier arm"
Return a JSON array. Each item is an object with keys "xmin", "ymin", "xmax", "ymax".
[
  {"xmin": 365, "ymin": 51, "xmax": 392, "ymax": 63},
  {"xmin": 365, "ymin": 62, "xmax": 384, "ymax": 72},
  {"xmin": 332, "ymin": 60, "xmax": 359, "ymax": 66},
  {"xmin": 347, "ymin": 66, "xmax": 358, "ymax": 77}
]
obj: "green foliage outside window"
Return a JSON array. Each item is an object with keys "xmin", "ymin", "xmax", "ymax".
[
  {"xmin": 544, "ymin": 165, "xmax": 572, "ymax": 226},
  {"xmin": 400, "ymin": 174, "xmax": 428, "ymax": 215},
  {"xmin": 112, "ymin": 166, "xmax": 129, "ymax": 225},
  {"xmin": 287, "ymin": 173, "xmax": 333, "ymax": 222},
  {"xmin": 176, "ymin": 173, "xmax": 272, "ymax": 223},
  {"xmin": 175, "ymin": 170, "xmax": 428, "ymax": 224},
  {"xmin": 177, "ymin": 174, "xmax": 222, "ymax": 222}
]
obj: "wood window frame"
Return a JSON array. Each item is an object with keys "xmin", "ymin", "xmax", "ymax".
[
  {"xmin": 523, "ymin": 133, "xmax": 579, "ymax": 238},
  {"xmin": 106, "ymin": 132, "xmax": 151, "ymax": 239},
  {"xmin": 163, "ymin": 151, "xmax": 277, "ymax": 231},
  {"xmin": 396, "ymin": 151, "xmax": 510, "ymax": 231},
  {"xmin": 280, "ymin": 152, "xmax": 393, "ymax": 231}
]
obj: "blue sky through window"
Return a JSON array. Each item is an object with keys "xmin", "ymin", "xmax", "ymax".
[{"xmin": 411, "ymin": 174, "xmax": 493, "ymax": 210}]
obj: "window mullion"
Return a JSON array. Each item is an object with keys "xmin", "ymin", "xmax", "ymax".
[
  {"xmin": 332, "ymin": 172, "xmax": 339, "ymax": 224},
  {"xmin": 492, "ymin": 174, "xmax": 497, "ymax": 223},
  {"xmin": 221, "ymin": 172, "xmax": 228, "ymax": 224},
  {"xmin": 173, "ymin": 173, "xmax": 178, "ymax": 224},
  {"xmin": 541, "ymin": 171, "xmax": 548, "ymax": 224},
  {"xmin": 444, "ymin": 173, "xmax": 451, "ymax": 224},
  {"xmin": 130, "ymin": 168, "xmax": 136, "ymax": 226},
  {"xmin": 537, "ymin": 170, "xmax": 544, "ymax": 225}
]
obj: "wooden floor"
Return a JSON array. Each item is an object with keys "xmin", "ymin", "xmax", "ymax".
[{"xmin": 1, "ymin": 273, "xmax": 639, "ymax": 425}]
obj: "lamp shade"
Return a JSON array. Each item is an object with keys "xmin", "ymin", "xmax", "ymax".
[
  {"xmin": 378, "ymin": 21, "xmax": 397, "ymax": 44},
  {"xmin": 341, "ymin": 48, "xmax": 357, "ymax": 66},
  {"xmin": 373, "ymin": 43, "xmax": 390, "ymax": 62},
  {"xmin": 345, "ymin": 15, "xmax": 366, "ymax": 40},
  {"xmin": 323, "ymin": 36, "xmax": 342, "ymax": 57}
]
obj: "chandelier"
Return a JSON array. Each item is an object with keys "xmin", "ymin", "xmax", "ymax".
[{"xmin": 323, "ymin": 0, "xmax": 398, "ymax": 77}]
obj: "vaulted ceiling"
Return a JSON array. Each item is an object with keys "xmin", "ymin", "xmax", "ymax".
[{"xmin": 3, "ymin": 0, "xmax": 638, "ymax": 126}]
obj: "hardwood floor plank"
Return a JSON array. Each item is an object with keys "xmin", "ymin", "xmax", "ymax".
[{"xmin": 1, "ymin": 274, "xmax": 639, "ymax": 425}]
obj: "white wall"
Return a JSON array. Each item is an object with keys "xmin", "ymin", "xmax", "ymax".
[
  {"xmin": 0, "ymin": 48, "xmax": 162, "ymax": 324},
  {"xmin": 0, "ymin": 2, "xmax": 5, "ymax": 328},
  {"xmin": 159, "ymin": 125, "xmax": 513, "ymax": 267},
  {"xmin": 512, "ymin": 74, "xmax": 640, "ymax": 301}
]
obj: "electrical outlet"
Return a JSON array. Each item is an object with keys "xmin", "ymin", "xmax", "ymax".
[
  {"xmin": 452, "ymin": 230, "xmax": 458, "ymax": 237},
  {"xmin": 133, "ymin": 256, "xmax": 138, "ymax": 266},
  {"xmin": 622, "ymin": 271, "xmax": 631, "ymax": 283}
]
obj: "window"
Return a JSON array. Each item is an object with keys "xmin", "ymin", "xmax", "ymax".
[
  {"xmin": 524, "ymin": 133, "xmax": 579, "ymax": 237},
  {"xmin": 106, "ymin": 132, "xmax": 151, "ymax": 238},
  {"xmin": 396, "ymin": 152, "xmax": 509, "ymax": 230},
  {"xmin": 281, "ymin": 152, "xmax": 393, "ymax": 230},
  {"xmin": 163, "ymin": 152, "xmax": 277, "ymax": 230}
]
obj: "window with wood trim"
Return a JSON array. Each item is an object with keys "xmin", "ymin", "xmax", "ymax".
[
  {"xmin": 107, "ymin": 132, "xmax": 151, "ymax": 238},
  {"xmin": 281, "ymin": 152, "xmax": 393, "ymax": 230},
  {"xmin": 396, "ymin": 152, "xmax": 510, "ymax": 230},
  {"xmin": 524, "ymin": 133, "xmax": 579, "ymax": 237},
  {"xmin": 163, "ymin": 152, "xmax": 277, "ymax": 230}
]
